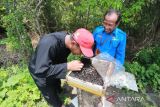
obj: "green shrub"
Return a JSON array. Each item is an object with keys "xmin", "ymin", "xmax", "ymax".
[
  {"xmin": 125, "ymin": 61, "xmax": 160, "ymax": 93},
  {"xmin": 146, "ymin": 64, "xmax": 160, "ymax": 92},
  {"xmin": 134, "ymin": 46, "xmax": 160, "ymax": 68},
  {"xmin": 125, "ymin": 61, "xmax": 146, "ymax": 92},
  {"xmin": 2, "ymin": 8, "xmax": 33, "ymax": 62},
  {"xmin": 0, "ymin": 65, "xmax": 48, "ymax": 107},
  {"xmin": 135, "ymin": 48, "xmax": 153, "ymax": 67},
  {"xmin": 152, "ymin": 46, "xmax": 160, "ymax": 66}
]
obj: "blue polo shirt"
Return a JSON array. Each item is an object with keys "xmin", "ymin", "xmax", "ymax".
[{"xmin": 93, "ymin": 26, "xmax": 126, "ymax": 65}]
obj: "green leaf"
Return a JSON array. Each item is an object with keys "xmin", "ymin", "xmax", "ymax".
[
  {"xmin": 0, "ymin": 89, "xmax": 7, "ymax": 98},
  {"xmin": 6, "ymin": 73, "xmax": 25, "ymax": 87}
]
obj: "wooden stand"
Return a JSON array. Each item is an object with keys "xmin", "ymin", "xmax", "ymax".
[{"xmin": 77, "ymin": 89, "xmax": 101, "ymax": 107}]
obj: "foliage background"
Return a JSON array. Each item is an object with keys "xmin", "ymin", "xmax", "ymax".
[{"xmin": 0, "ymin": 0, "xmax": 160, "ymax": 106}]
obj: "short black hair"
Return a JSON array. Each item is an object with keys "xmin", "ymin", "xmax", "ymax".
[{"xmin": 104, "ymin": 9, "xmax": 121, "ymax": 24}]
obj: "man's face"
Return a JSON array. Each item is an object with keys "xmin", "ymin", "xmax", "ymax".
[
  {"xmin": 70, "ymin": 39, "xmax": 82, "ymax": 55},
  {"xmin": 103, "ymin": 13, "xmax": 118, "ymax": 33}
]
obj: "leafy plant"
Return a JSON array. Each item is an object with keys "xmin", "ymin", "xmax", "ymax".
[
  {"xmin": 125, "ymin": 60, "xmax": 160, "ymax": 93},
  {"xmin": 0, "ymin": 65, "xmax": 48, "ymax": 107},
  {"xmin": 2, "ymin": 10, "xmax": 32, "ymax": 54},
  {"xmin": 125, "ymin": 61, "xmax": 146, "ymax": 92},
  {"xmin": 135, "ymin": 48, "xmax": 153, "ymax": 67},
  {"xmin": 67, "ymin": 53, "xmax": 82, "ymax": 62},
  {"xmin": 134, "ymin": 46, "xmax": 160, "ymax": 68}
]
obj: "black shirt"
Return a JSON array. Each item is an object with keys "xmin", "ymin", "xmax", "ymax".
[{"xmin": 28, "ymin": 32, "xmax": 70, "ymax": 87}]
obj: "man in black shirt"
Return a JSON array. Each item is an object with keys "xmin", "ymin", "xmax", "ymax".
[{"xmin": 28, "ymin": 28, "xmax": 94, "ymax": 107}]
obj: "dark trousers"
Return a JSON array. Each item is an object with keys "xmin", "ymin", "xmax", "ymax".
[{"xmin": 30, "ymin": 73, "xmax": 63, "ymax": 107}]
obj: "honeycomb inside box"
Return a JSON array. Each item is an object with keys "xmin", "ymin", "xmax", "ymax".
[{"xmin": 66, "ymin": 58, "xmax": 105, "ymax": 96}]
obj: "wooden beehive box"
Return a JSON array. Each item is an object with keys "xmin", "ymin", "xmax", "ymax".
[
  {"xmin": 66, "ymin": 71, "xmax": 105, "ymax": 96},
  {"xmin": 66, "ymin": 57, "xmax": 115, "ymax": 96}
]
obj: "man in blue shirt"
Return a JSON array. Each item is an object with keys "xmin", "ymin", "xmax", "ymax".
[{"xmin": 93, "ymin": 9, "xmax": 127, "ymax": 65}]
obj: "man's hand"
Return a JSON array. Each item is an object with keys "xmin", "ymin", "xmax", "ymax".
[{"xmin": 67, "ymin": 60, "xmax": 84, "ymax": 71}]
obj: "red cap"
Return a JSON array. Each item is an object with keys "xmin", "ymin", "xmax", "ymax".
[{"xmin": 73, "ymin": 28, "xmax": 94, "ymax": 57}]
